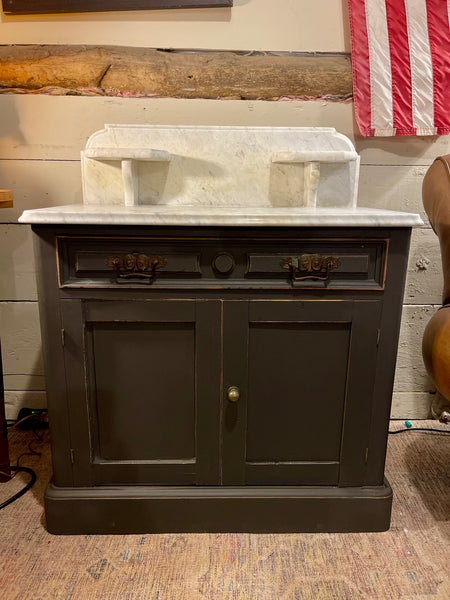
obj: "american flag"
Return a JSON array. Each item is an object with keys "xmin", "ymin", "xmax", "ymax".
[{"xmin": 348, "ymin": 0, "xmax": 450, "ymax": 136}]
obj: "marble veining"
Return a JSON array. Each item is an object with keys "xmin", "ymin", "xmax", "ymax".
[
  {"xmin": 81, "ymin": 125, "xmax": 360, "ymax": 209},
  {"xmin": 19, "ymin": 204, "xmax": 423, "ymax": 227}
]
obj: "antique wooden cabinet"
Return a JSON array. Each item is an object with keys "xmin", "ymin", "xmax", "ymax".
[{"xmin": 29, "ymin": 222, "xmax": 414, "ymax": 533}]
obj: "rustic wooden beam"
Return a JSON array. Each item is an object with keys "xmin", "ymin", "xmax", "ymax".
[{"xmin": 0, "ymin": 45, "xmax": 352, "ymax": 100}]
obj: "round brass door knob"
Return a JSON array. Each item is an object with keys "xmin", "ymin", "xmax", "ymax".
[{"xmin": 227, "ymin": 386, "xmax": 240, "ymax": 403}]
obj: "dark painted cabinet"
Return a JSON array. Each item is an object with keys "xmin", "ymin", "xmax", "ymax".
[
  {"xmin": 61, "ymin": 297, "xmax": 381, "ymax": 489},
  {"xmin": 61, "ymin": 299, "xmax": 222, "ymax": 486},
  {"xmin": 222, "ymin": 300, "xmax": 382, "ymax": 487},
  {"xmin": 32, "ymin": 225, "xmax": 412, "ymax": 533}
]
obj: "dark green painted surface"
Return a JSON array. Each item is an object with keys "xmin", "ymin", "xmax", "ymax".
[
  {"xmin": 247, "ymin": 320, "xmax": 349, "ymax": 462},
  {"xmin": 92, "ymin": 321, "xmax": 196, "ymax": 461},
  {"xmin": 44, "ymin": 480, "xmax": 393, "ymax": 534},
  {"xmin": 62, "ymin": 299, "xmax": 221, "ymax": 486},
  {"xmin": 31, "ymin": 224, "xmax": 411, "ymax": 532},
  {"xmin": 57, "ymin": 235, "xmax": 387, "ymax": 290}
]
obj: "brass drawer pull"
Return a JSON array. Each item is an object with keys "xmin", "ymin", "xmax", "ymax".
[
  {"xmin": 281, "ymin": 254, "xmax": 341, "ymax": 282},
  {"xmin": 106, "ymin": 253, "xmax": 167, "ymax": 282}
]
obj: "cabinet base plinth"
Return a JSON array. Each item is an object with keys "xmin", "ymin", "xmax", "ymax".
[{"xmin": 45, "ymin": 480, "xmax": 392, "ymax": 534}]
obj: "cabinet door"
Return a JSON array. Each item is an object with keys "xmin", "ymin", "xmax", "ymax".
[
  {"xmin": 222, "ymin": 300, "xmax": 382, "ymax": 486},
  {"xmin": 61, "ymin": 299, "xmax": 221, "ymax": 486}
]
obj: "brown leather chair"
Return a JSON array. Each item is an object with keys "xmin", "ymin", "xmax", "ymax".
[{"xmin": 422, "ymin": 155, "xmax": 450, "ymax": 422}]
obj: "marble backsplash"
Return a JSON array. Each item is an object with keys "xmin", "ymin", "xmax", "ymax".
[{"xmin": 81, "ymin": 125, "xmax": 360, "ymax": 209}]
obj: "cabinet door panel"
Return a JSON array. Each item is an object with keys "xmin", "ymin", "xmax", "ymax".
[
  {"xmin": 90, "ymin": 321, "xmax": 195, "ymax": 461},
  {"xmin": 246, "ymin": 321, "xmax": 350, "ymax": 462},
  {"xmin": 222, "ymin": 300, "xmax": 382, "ymax": 486},
  {"xmin": 62, "ymin": 299, "xmax": 221, "ymax": 486}
]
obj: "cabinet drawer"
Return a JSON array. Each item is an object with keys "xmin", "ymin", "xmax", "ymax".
[
  {"xmin": 57, "ymin": 236, "xmax": 387, "ymax": 290},
  {"xmin": 246, "ymin": 240, "xmax": 387, "ymax": 289},
  {"xmin": 57, "ymin": 236, "xmax": 202, "ymax": 288}
]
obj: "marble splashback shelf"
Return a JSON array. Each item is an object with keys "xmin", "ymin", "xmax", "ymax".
[
  {"xmin": 84, "ymin": 148, "xmax": 172, "ymax": 161},
  {"xmin": 84, "ymin": 147, "xmax": 172, "ymax": 207},
  {"xmin": 80, "ymin": 125, "xmax": 361, "ymax": 210}
]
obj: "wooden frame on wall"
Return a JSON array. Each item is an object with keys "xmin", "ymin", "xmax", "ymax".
[{"xmin": 1, "ymin": 0, "xmax": 232, "ymax": 14}]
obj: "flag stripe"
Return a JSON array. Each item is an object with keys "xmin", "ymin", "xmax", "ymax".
[
  {"xmin": 426, "ymin": 0, "xmax": 450, "ymax": 133},
  {"xmin": 385, "ymin": 0, "xmax": 415, "ymax": 135},
  {"xmin": 348, "ymin": 0, "xmax": 374, "ymax": 136},
  {"xmin": 403, "ymin": 0, "xmax": 435, "ymax": 133},
  {"xmin": 365, "ymin": 0, "xmax": 394, "ymax": 134}
]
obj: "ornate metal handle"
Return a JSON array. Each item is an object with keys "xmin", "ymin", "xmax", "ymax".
[
  {"xmin": 106, "ymin": 253, "xmax": 167, "ymax": 281},
  {"xmin": 281, "ymin": 254, "xmax": 341, "ymax": 282}
]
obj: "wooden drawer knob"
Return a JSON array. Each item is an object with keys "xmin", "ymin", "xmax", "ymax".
[{"xmin": 213, "ymin": 252, "xmax": 235, "ymax": 275}]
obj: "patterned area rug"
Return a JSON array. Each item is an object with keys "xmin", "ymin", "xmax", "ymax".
[{"xmin": 0, "ymin": 421, "xmax": 449, "ymax": 599}]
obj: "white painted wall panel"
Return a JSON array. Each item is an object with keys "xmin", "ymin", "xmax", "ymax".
[
  {"xmin": 0, "ymin": 0, "xmax": 348, "ymax": 53},
  {"xmin": 0, "ymin": 225, "xmax": 37, "ymax": 301},
  {"xmin": 1, "ymin": 96, "xmax": 449, "ymax": 166},
  {"xmin": 0, "ymin": 302, "xmax": 44, "ymax": 376},
  {"xmin": 4, "ymin": 391, "xmax": 47, "ymax": 420},
  {"xmin": 394, "ymin": 305, "xmax": 439, "ymax": 394},
  {"xmin": 0, "ymin": 160, "xmax": 82, "ymax": 223},
  {"xmin": 391, "ymin": 392, "xmax": 433, "ymax": 419},
  {"xmin": 3, "ymin": 374, "xmax": 46, "ymax": 391},
  {"xmin": 358, "ymin": 165, "xmax": 428, "ymax": 221},
  {"xmin": 404, "ymin": 228, "xmax": 442, "ymax": 305}
]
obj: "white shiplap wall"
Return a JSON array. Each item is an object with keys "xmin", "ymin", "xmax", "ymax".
[{"xmin": 1, "ymin": 95, "xmax": 449, "ymax": 418}]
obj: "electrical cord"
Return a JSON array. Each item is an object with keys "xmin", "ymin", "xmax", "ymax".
[
  {"xmin": 7, "ymin": 409, "xmax": 48, "ymax": 430},
  {"xmin": 0, "ymin": 466, "xmax": 36, "ymax": 510},
  {"xmin": 0, "ymin": 426, "xmax": 44, "ymax": 481},
  {"xmin": 389, "ymin": 427, "xmax": 450, "ymax": 435},
  {"xmin": 0, "ymin": 415, "xmax": 47, "ymax": 509},
  {"xmin": 7, "ymin": 414, "xmax": 35, "ymax": 429}
]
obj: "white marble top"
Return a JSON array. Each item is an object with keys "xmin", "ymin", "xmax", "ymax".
[{"xmin": 19, "ymin": 204, "xmax": 423, "ymax": 227}]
